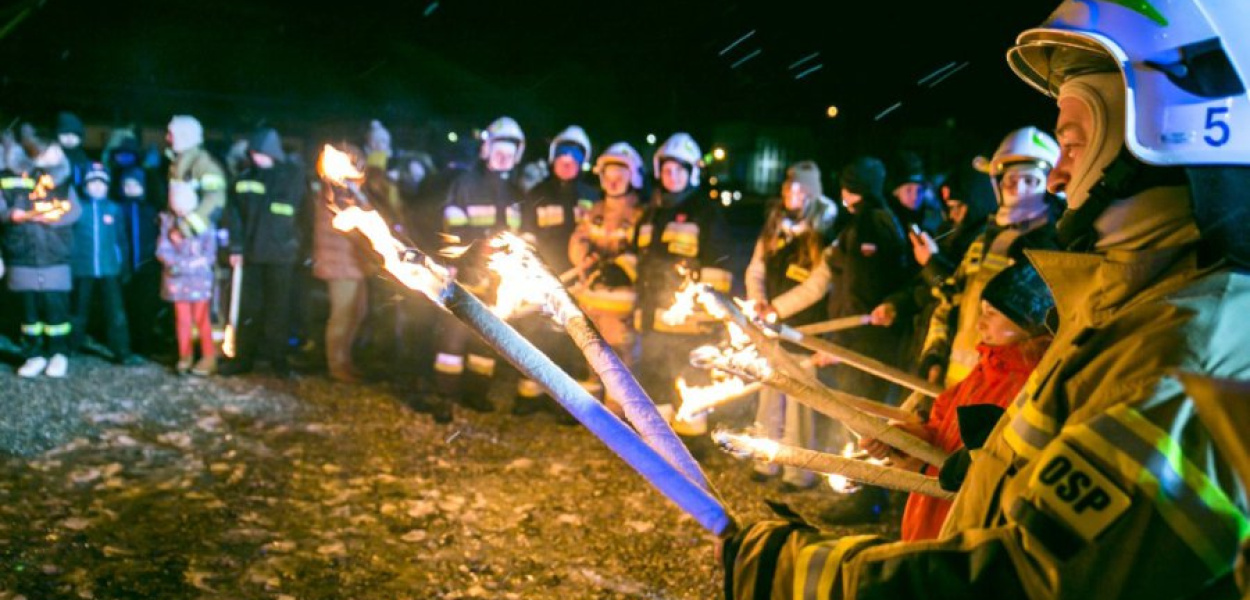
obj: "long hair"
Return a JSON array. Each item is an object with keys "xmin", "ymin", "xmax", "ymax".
[{"xmin": 759, "ymin": 194, "xmax": 836, "ymax": 269}]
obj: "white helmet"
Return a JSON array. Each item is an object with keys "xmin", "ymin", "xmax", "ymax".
[
  {"xmin": 594, "ymin": 142, "xmax": 644, "ymax": 190},
  {"xmin": 548, "ymin": 125, "xmax": 592, "ymax": 167},
  {"xmin": 1006, "ymin": 0, "xmax": 1250, "ymax": 166},
  {"xmin": 479, "ymin": 116, "xmax": 526, "ymax": 162},
  {"xmin": 652, "ymin": 132, "xmax": 702, "ymax": 186},
  {"xmin": 987, "ymin": 127, "xmax": 1060, "ymax": 176}
]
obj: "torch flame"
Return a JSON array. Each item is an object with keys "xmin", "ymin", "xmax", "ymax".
[
  {"xmin": 712, "ymin": 430, "xmax": 781, "ymax": 462},
  {"xmin": 331, "ymin": 206, "xmax": 451, "ymax": 305},
  {"xmin": 826, "ymin": 442, "xmax": 865, "ymax": 494},
  {"xmin": 484, "ymin": 231, "xmax": 574, "ymax": 322},
  {"xmin": 29, "ymin": 173, "xmax": 55, "ymax": 201},
  {"xmin": 317, "ymin": 144, "xmax": 364, "ymax": 186},
  {"xmin": 661, "ymin": 284, "xmax": 701, "ymax": 328},
  {"xmin": 675, "ymin": 375, "xmax": 750, "ymax": 422}
]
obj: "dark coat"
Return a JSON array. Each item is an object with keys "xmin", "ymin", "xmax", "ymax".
[
  {"xmin": 70, "ymin": 194, "xmax": 127, "ymax": 278},
  {"xmin": 226, "ymin": 162, "xmax": 305, "ymax": 264}
]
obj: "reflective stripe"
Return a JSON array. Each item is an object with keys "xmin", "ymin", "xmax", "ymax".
[
  {"xmin": 466, "ymin": 354, "xmax": 496, "ymax": 375},
  {"xmin": 506, "ymin": 204, "xmax": 521, "ymax": 230},
  {"xmin": 796, "ymin": 540, "xmax": 839, "ymax": 599},
  {"xmin": 185, "ymin": 213, "xmax": 208, "ymax": 234},
  {"xmin": 234, "ymin": 180, "xmax": 266, "ymax": 194},
  {"xmin": 613, "ymin": 255, "xmax": 637, "ymax": 282},
  {"xmin": 44, "ymin": 323, "xmax": 72, "ymax": 336},
  {"xmin": 444, "ymin": 206, "xmax": 469, "ymax": 228},
  {"xmin": 1071, "ymin": 405, "xmax": 1250, "ymax": 573},
  {"xmin": 269, "ymin": 202, "xmax": 294, "ymax": 216},
  {"xmin": 466, "ymin": 204, "xmax": 497, "ymax": 227},
  {"xmin": 199, "ymin": 173, "xmax": 226, "ymax": 191},
  {"xmin": 536, "ymin": 204, "xmax": 565, "ymax": 228},
  {"xmin": 1004, "ymin": 375, "xmax": 1059, "ymax": 460},
  {"xmin": 575, "ymin": 290, "xmax": 636, "ymax": 316},
  {"xmin": 1, "ymin": 176, "xmax": 35, "ymax": 190},
  {"xmin": 637, "ymin": 224, "xmax": 653, "ymax": 248},
  {"xmin": 517, "ymin": 379, "xmax": 544, "ymax": 398},
  {"xmin": 21, "ymin": 322, "xmax": 44, "ymax": 335},
  {"xmin": 434, "ymin": 353, "xmax": 464, "ymax": 374},
  {"xmin": 700, "ymin": 267, "xmax": 733, "ymax": 293}
]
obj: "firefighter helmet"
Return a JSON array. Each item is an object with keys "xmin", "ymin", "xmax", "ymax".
[
  {"xmin": 1007, "ymin": 0, "xmax": 1250, "ymax": 166},
  {"xmin": 479, "ymin": 116, "xmax": 526, "ymax": 164},
  {"xmin": 652, "ymin": 132, "xmax": 702, "ymax": 186},
  {"xmin": 594, "ymin": 142, "xmax": 645, "ymax": 190},
  {"xmin": 548, "ymin": 125, "xmax": 592, "ymax": 167}
]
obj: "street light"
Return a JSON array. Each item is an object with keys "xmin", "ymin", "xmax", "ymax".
[
  {"xmin": 826, "ymin": 105, "xmax": 839, "ymax": 118},
  {"xmin": 447, "ymin": 132, "xmax": 459, "ymax": 143},
  {"xmin": 646, "ymin": 133, "xmax": 657, "ymax": 145},
  {"xmin": 712, "ymin": 147, "xmax": 727, "ymax": 161}
]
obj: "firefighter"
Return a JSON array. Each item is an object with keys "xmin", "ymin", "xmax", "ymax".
[
  {"xmin": 898, "ymin": 126, "xmax": 1063, "ymax": 388},
  {"xmin": 512, "ymin": 125, "xmax": 598, "ymax": 419},
  {"xmin": 433, "ymin": 116, "xmax": 528, "ymax": 415},
  {"xmin": 568, "ymin": 141, "xmax": 647, "ymax": 412},
  {"xmin": 634, "ymin": 132, "xmax": 733, "ymax": 439},
  {"xmin": 722, "ymin": 2, "xmax": 1250, "ymax": 597},
  {"xmin": 166, "ymin": 116, "xmax": 227, "ymax": 239}
]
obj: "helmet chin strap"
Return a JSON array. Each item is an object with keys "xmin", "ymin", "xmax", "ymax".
[{"xmin": 1056, "ymin": 147, "xmax": 1187, "ymax": 251}]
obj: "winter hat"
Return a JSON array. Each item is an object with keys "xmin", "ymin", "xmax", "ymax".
[
  {"xmin": 981, "ymin": 261, "xmax": 1055, "ymax": 337},
  {"xmin": 167, "ymin": 116, "xmax": 204, "ymax": 154},
  {"xmin": 168, "ymin": 181, "xmax": 199, "ymax": 217},
  {"xmin": 55, "ymin": 111, "xmax": 85, "ymax": 137},
  {"xmin": 552, "ymin": 141, "xmax": 586, "ymax": 168},
  {"xmin": 84, "ymin": 162, "xmax": 110, "ymax": 184},
  {"xmin": 888, "ymin": 151, "xmax": 927, "ymax": 191},
  {"xmin": 784, "ymin": 161, "xmax": 822, "ymax": 201},
  {"xmin": 248, "ymin": 127, "xmax": 286, "ymax": 163},
  {"xmin": 839, "ymin": 156, "xmax": 886, "ymax": 198}
]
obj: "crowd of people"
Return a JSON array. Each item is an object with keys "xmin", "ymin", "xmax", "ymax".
[{"xmin": 1, "ymin": 0, "xmax": 1247, "ymax": 597}]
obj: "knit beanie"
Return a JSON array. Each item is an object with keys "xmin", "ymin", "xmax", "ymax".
[
  {"xmin": 84, "ymin": 162, "xmax": 110, "ymax": 184},
  {"xmin": 168, "ymin": 116, "xmax": 204, "ymax": 154},
  {"xmin": 56, "ymin": 111, "xmax": 85, "ymax": 137},
  {"xmin": 784, "ymin": 161, "xmax": 822, "ymax": 200},
  {"xmin": 839, "ymin": 156, "xmax": 886, "ymax": 198},
  {"xmin": 981, "ymin": 261, "xmax": 1055, "ymax": 337}
]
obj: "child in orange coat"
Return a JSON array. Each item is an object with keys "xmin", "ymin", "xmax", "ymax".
[{"xmin": 862, "ymin": 261, "xmax": 1054, "ymax": 541}]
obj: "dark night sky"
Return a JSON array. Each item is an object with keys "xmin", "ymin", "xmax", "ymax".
[{"xmin": 1, "ymin": 0, "xmax": 1062, "ymax": 162}]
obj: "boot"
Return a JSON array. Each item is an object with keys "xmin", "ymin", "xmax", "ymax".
[
  {"xmin": 175, "ymin": 355, "xmax": 194, "ymax": 375},
  {"xmin": 459, "ymin": 370, "xmax": 495, "ymax": 413},
  {"xmin": 191, "ymin": 354, "xmax": 217, "ymax": 377},
  {"xmin": 512, "ymin": 379, "xmax": 544, "ymax": 416}
]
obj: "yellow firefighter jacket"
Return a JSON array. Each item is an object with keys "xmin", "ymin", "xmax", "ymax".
[
  {"xmin": 169, "ymin": 146, "xmax": 227, "ymax": 236},
  {"xmin": 726, "ymin": 241, "xmax": 1250, "ymax": 600}
]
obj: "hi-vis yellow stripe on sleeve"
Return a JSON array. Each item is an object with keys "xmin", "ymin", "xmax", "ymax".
[
  {"xmin": 1004, "ymin": 369, "xmax": 1058, "ymax": 460},
  {"xmin": 443, "ymin": 206, "xmax": 469, "ymax": 228},
  {"xmin": 1069, "ymin": 404, "xmax": 1250, "ymax": 574},
  {"xmin": 199, "ymin": 173, "xmax": 226, "ymax": 192},
  {"xmin": 794, "ymin": 535, "xmax": 880, "ymax": 600}
]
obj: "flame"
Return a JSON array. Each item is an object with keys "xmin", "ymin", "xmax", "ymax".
[
  {"xmin": 317, "ymin": 144, "xmax": 364, "ymax": 186},
  {"xmin": 440, "ymin": 244, "xmax": 472, "ymax": 259},
  {"xmin": 661, "ymin": 284, "xmax": 701, "ymax": 328},
  {"xmin": 826, "ymin": 442, "xmax": 864, "ymax": 494},
  {"xmin": 482, "ymin": 231, "xmax": 577, "ymax": 322},
  {"xmin": 29, "ymin": 173, "xmax": 55, "ymax": 200},
  {"xmin": 675, "ymin": 375, "xmax": 750, "ymax": 422},
  {"xmin": 331, "ymin": 206, "xmax": 451, "ymax": 304},
  {"xmin": 712, "ymin": 430, "xmax": 781, "ymax": 462}
]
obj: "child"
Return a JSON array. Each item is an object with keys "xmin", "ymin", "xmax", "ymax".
[
  {"xmin": 743, "ymin": 161, "xmax": 837, "ymax": 489},
  {"xmin": 70, "ymin": 163, "xmax": 141, "ymax": 365},
  {"xmin": 2, "ymin": 144, "xmax": 82, "ymax": 378},
  {"xmin": 156, "ymin": 181, "xmax": 216, "ymax": 376},
  {"xmin": 861, "ymin": 261, "xmax": 1054, "ymax": 541}
]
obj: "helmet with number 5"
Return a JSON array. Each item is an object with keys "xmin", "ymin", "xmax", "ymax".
[{"xmin": 1007, "ymin": 0, "xmax": 1250, "ymax": 166}]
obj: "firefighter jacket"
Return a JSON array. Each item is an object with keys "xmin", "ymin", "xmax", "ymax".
[
  {"xmin": 634, "ymin": 188, "xmax": 733, "ymax": 335},
  {"xmin": 168, "ymin": 146, "xmax": 227, "ymax": 237},
  {"xmin": 570, "ymin": 194, "xmax": 642, "ymax": 346},
  {"xmin": 920, "ymin": 214, "xmax": 1058, "ymax": 387},
  {"xmin": 522, "ymin": 175, "xmax": 597, "ymax": 272},
  {"xmin": 723, "ymin": 240, "xmax": 1250, "ymax": 600},
  {"xmin": 226, "ymin": 163, "xmax": 305, "ymax": 265},
  {"xmin": 441, "ymin": 164, "xmax": 526, "ymax": 294}
]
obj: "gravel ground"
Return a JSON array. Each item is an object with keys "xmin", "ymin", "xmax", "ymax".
[{"xmin": 0, "ymin": 355, "xmax": 899, "ymax": 600}]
